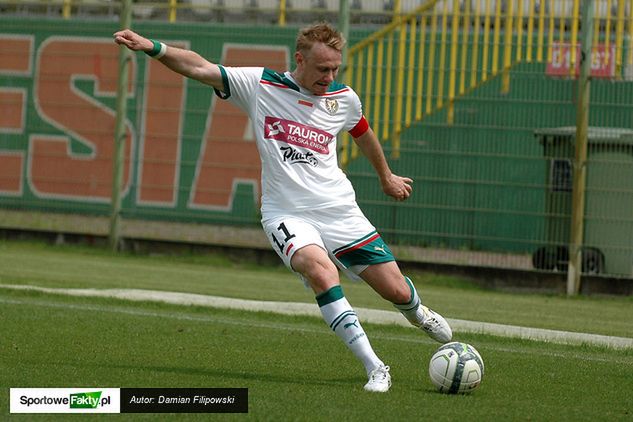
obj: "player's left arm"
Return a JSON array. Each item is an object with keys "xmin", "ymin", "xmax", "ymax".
[{"xmin": 352, "ymin": 126, "xmax": 413, "ymax": 201}]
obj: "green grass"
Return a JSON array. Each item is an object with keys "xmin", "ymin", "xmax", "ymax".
[
  {"xmin": 1, "ymin": 239, "xmax": 633, "ymax": 420},
  {"xmin": 1, "ymin": 240, "xmax": 632, "ymax": 337},
  {"xmin": 2, "ymin": 290, "xmax": 632, "ymax": 421}
]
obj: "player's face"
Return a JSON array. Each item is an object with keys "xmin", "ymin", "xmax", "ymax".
[{"xmin": 294, "ymin": 43, "xmax": 341, "ymax": 95}]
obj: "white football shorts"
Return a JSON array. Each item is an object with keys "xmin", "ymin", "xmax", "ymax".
[{"xmin": 261, "ymin": 205, "xmax": 395, "ymax": 285}]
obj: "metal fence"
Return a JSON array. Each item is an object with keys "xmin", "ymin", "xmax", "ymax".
[
  {"xmin": 341, "ymin": 0, "xmax": 633, "ymax": 281},
  {"xmin": 1, "ymin": 1, "xmax": 632, "ymax": 280}
]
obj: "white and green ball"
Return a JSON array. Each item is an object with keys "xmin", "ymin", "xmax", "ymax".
[{"xmin": 428, "ymin": 342, "xmax": 484, "ymax": 394}]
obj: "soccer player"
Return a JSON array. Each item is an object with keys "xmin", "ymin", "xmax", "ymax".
[{"xmin": 114, "ymin": 23, "xmax": 451, "ymax": 393}]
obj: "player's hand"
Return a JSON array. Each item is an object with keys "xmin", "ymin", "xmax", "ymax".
[
  {"xmin": 113, "ymin": 29, "xmax": 153, "ymax": 52},
  {"xmin": 382, "ymin": 173, "xmax": 413, "ymax": 201}
]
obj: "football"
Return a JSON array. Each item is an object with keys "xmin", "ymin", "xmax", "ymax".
[{"xmin": 428, "ymin": 342, "xmax": 484, "ymax": 394}]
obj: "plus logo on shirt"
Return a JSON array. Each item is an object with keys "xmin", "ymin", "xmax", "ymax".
[{"xmin": 264, "ymin": 116, "xmax": 333, "ymax": 154}]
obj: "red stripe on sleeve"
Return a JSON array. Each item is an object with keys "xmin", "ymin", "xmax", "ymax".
[{"xmin": 348, "ymin": 115, "xmax": 369, "ymax": 138}]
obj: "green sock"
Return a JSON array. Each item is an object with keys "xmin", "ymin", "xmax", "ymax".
[{"xmin": 393, "ymin": 276, "xmax": 425, "ymax": 327}]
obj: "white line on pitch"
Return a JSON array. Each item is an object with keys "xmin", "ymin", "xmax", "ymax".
[{"xmin": 1, "ymin": 283, "xmax": 632, "ymax": 350}]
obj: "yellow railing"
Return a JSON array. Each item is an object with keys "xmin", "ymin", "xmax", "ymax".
[
  {"xmin": 340, "ymin": 0, "xmax": 633, "ymax": 166},
  {"xmin": 9, "ymin": 0, "xmax": 630, "ymax": 165}
]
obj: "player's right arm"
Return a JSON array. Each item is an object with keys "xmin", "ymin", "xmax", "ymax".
[{"xmin": 113, "ymin": 29, "xmax": 223, "ymax": 91}]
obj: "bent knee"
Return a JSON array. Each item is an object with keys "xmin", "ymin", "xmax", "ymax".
[{"xmin": 291, "ymin": 245, "xmax": 339, "ymax": 293}]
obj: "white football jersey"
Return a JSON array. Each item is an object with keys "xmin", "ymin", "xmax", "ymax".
[{"xmin": 214, "ymin": 66, "xmax": 369, "ymax": 217}]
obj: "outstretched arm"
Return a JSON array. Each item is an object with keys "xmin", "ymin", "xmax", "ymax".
[
  {"xmin": 353, "ymin": 127, "xmax": 413, "ymax": 201},
  {"xmin": 113, "ymin": 29, "xmax": 223, "ymax": 90}
]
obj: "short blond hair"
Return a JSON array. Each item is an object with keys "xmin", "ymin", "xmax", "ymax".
[{"xmin": 295, "ymin": 22, "xmax": 346, "ymax": 55}]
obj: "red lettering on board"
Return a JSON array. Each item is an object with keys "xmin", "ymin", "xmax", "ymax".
[
  {"xmin": 189, "ymin": 45, "xmax": 288, "ymax": 210},
  {"xmin": 137, "ymin": 41, "xmax": 187, "ymax": 206},
  {"xmin": 30, "ymin": 38, "xmax": 135, "ymax": 200},
  {"xmin": 0, "ymin": 35, "xmax": 32, "ymax": 194}
]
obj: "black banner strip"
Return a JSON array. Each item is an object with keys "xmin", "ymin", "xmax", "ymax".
[{"xmin": 120, "ymin": 388, "xmax": 248, "ymax": 413}]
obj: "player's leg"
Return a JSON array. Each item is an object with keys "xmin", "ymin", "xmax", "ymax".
[
  {"xmin": 262, "ymin": 216, "xmax": 390, "ymax": 392},
  {"xmin": 291, "ymin": 245, "xmax": 390, "ymax": 392},
  {"xmin": 315, "ymin": 206, "xmax": 451, "ymax": 344},
  {"xmin": 359, "ymin": 262, "xmax": 452, "ymax": 344},
  {"xmin": 287, "ymin": 243, "xmax": 338, "ymax": 293}
]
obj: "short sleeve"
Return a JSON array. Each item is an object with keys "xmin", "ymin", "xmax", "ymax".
[{"xmin": 213, "ymin": 66, "xmax": 264, "ymax": 113}]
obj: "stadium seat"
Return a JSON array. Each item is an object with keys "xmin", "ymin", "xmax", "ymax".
[
  {"xmin": 189, "ymin": 0, "xmax": 212, "ymax": 16},
  {"xmin": 595, "ymin": 0, "xmax": 630, "ymax": 19},
  {"xmin": 132, "ymin": 0, "xmax": 156, "ymax": 19},
  {"xmin": 433, "ymin": 0, "xmax": 469, "ymax": 14},
  {"xmin": 351, "ymin": 0, "xmax": 392, "ymax": 25},
  {"xmin": 285, "ymin": 0, "xmax": 317, "ymax": 24},
  {"xmin": 75, "ymin": 0, "xmax": 117, "ymax": 18}
]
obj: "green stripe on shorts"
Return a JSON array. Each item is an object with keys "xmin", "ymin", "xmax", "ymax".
[{"xmin": 336, "ymin": 236, "xmax": 395, "ymax": 268}]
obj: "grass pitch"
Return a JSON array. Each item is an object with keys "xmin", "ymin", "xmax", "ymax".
[{"xmin": 1, "ymin": 240, "xmax": 632, "ymax": 420}]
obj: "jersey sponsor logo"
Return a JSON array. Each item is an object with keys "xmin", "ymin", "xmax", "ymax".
[
  {"xmin": 264, "ymin": 116, "xmax": 333, "ymax": 154},
  {"xmin": 267, "ymin": 120, "xmax": 285, "ymax": 136},
  {"xmin": 280, "ymin": 146, "xmax": 318, "ymax": 167}
]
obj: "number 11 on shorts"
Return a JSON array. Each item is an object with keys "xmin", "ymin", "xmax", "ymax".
[{"xmin": 271, "ymin": 222, "xmax": 296, "ymax": 255}]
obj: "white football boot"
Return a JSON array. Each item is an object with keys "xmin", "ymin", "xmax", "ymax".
[
  {"xmin": 420, "ymin": 305, "xmax": 452, "ymax": 343},
  {"xmin": 364, "ymin": 365, "xmax": 391, "ymax": 393}
]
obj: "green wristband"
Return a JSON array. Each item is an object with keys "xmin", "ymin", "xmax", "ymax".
[{"xmin": 145, "ymin": 39, "xmax": 163, "ymax": 57}]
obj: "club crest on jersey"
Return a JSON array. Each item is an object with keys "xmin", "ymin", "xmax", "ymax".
[{"xmin": 324, "ymin": 98, "xmax": 339, "ymax": 115}]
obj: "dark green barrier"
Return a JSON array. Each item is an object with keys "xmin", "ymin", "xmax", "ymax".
[{"xmin": 2, "ymin": 18, "xmax": 632, "ymax": 273}]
